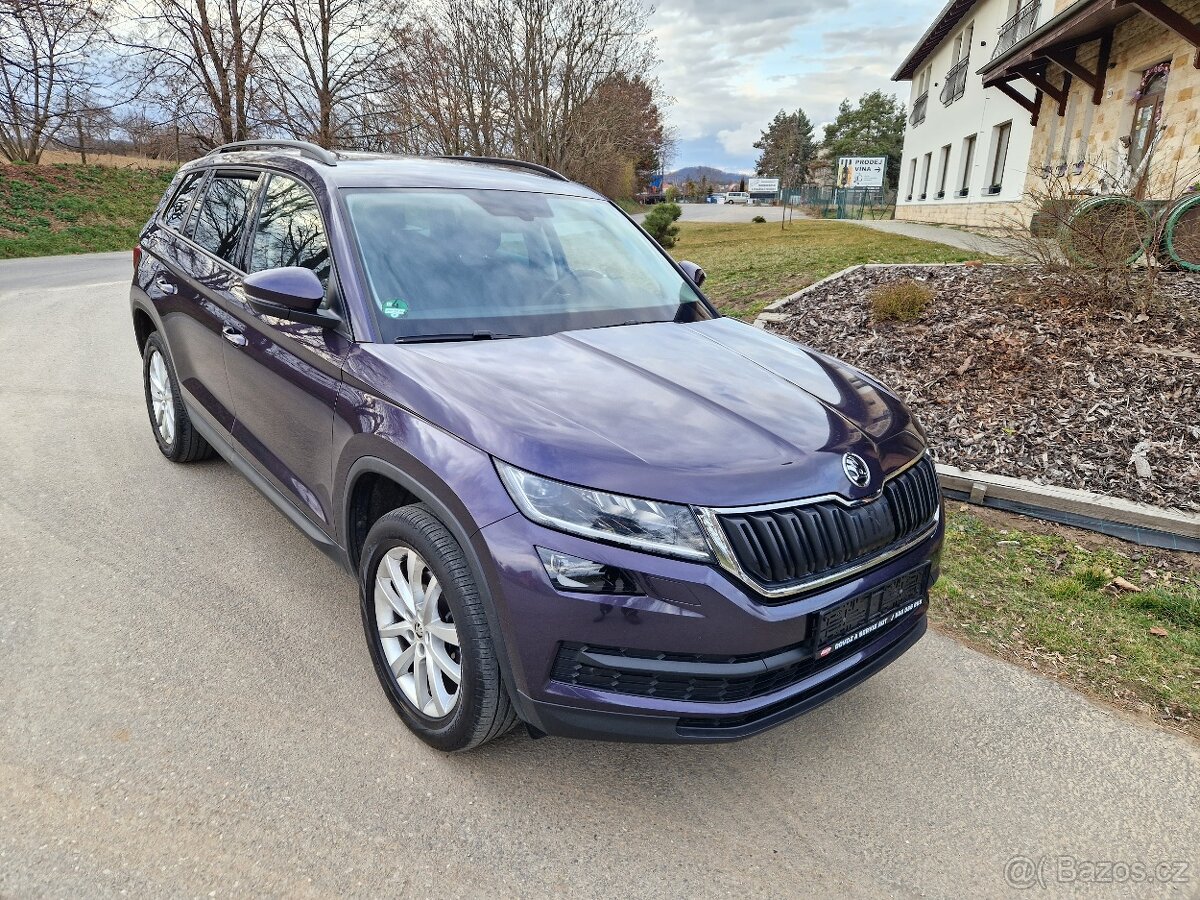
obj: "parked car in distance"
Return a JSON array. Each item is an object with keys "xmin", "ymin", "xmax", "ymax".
[
  {"xmin": 131, "ymin": 141, "xmax": 943, "ymax": 751},
  {"xmin": 635, "ymin": 190, "xmax": 667, "ymax": 204},
  {"xmin": 724, "ymin": 191, "xmax": 750, "ymax": 204}
]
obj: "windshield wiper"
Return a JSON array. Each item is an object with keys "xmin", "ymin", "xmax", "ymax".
[{"xmin": 394, "ymin": 330, "xmax": 522, "ymax": 344}]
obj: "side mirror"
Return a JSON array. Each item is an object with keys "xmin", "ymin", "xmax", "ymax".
[
  {"xmin": 678, "ymin": 260, "xmax": 706, "ymax": 288},
  {"xmin": 243, "ymin": 267, "xmax": 338, "ymax": 328}
]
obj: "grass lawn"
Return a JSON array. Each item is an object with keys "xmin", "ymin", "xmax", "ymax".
[
  {"xmin": 933, "ymin": 506, "xmax": 1200, "ymax": 737},
  {"xmin": 669, "ymin": 219, "xmax": 990, "ymax": 320},
  {"xmin": 0, "ymin": 163, "xmax": 176, "ymax": 259}
]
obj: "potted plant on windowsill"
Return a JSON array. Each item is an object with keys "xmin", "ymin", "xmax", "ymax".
[
  {"xmin": 919, "ymin": 193, "xmax": 927, "ymax": 200},
  {"xmin": 957, "ymin": 188, "xmax": 969, "ymax": 197},
  {"xmin": 936, "ymin": 190, "xmax": 945, "ymax": 199},
  {"xmin": 906, "ymin": 194, "xmax": 913, "ymax": 201},
  {"xmin": 986, "ymin": 184, "xmax": 1002, "ymax": 195}
]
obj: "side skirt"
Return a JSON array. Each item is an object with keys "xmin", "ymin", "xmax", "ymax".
[{"xmin": 187, "ymin": 402, "xmax": 349, "ymax": 570}]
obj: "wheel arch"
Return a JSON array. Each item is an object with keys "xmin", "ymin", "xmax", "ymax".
[
  {"xmin": 131, "ymin": 293, "xmax": 161, "ymax": 354},
  {"xmin": 342, "ymin": 455, "xmax": 526, "ymax": 718}
]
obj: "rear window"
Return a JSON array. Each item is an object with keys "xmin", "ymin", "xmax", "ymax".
[
  {"xmin": 162, "ymin": 171, "xmax": 205, "ymax": 230},
  {"xmin": 190, "ymin": 173, "xmax": 259, "ymax": 266}
]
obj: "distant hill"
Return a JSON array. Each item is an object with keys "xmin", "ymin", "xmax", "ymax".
[{"xmin": 664, "ymin": 166, "xmax": 746, "ymax": 187}]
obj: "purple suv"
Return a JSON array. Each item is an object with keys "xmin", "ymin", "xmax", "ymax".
[{"xmin": 131, "ymin": 140, "xmax": 944, "ymax": 750}]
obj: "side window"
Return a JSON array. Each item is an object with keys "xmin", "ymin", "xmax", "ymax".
[
  {"xmin": 163, "ymin": 171, "xmax": 204, "ymax": 230},
  {"xmin": 191, "ymin": 173, "xmax": 259, "ymax": 266},
  {"xmin": 249, "ymin": 175, "xmax": 331, "ymax": 290}
]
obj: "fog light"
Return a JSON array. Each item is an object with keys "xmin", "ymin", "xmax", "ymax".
[{"xmin": 537, "ymin": 548, "xmax": 640, "ymax": 595}]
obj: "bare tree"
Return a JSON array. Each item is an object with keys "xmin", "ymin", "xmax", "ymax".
[
  {"xmin": 123, "ymin": 0, "xmax": 276, "ymax": 148},
  {"xmin": 495, "ymin": 0, "xmax": 653, "ymax": 170},
  {"xmin": 992, "ymin": 134, "xmax": 1200, "ymax": 311},
  {"xmin": 265, "ymin": 0, "xmax": 398, "ymax": 147},
  {"xmin": 0, "ymin": 0, "xmax": 112, "ymax": 162},
  {"xmin": 379, "ymin": 0, "xmax": 664, "ymax": 196}
]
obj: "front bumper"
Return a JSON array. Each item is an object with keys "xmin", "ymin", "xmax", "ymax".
[
  {"xmin": 520, "ymin": 613, "xmax": 927, "ymax": 743},
  {"xmin": 474, "ymin": 505, "xmax": 943, "ymax": 743}
]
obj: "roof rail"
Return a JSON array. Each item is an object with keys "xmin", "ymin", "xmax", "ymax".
[
  {"xmin": 440, "ymin": 155, "xmax": 570, "ymax": 182},
  {"xmin": 207, "ymin": 139, "xmax": 338, "ymax": 166}
]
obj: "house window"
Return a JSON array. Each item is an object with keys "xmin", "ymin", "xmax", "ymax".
[
  {"xmin": 920, "ymin": 152, "xmax": 932, "ymax": 199},
  {"xmin": 937, "ymin": 144, "xmax": 952, "ymax": 198},
  {"xmin": 1130, "ymin": 63, "xmax": 1170, "ymax": 171},
  {"xmin": 907, "ymin": 158, "xmax": 918, "ymax": 200},
  {"xmin": 959, "ymin": 134, "xmax": 977, "ymax": 196},
  {"xmin": 988, "ymin": 122, "xmax": 1012, "ymax": 193}
]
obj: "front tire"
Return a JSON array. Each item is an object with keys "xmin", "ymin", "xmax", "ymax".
[
  {"xmin": 360, "ymin": 504, "xmax": 517, "ymax": 751},
  {"xmin": 142, "ymin": 332, "xmax": 213, "ymax": 462}
]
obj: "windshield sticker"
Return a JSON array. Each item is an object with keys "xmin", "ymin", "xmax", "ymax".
[{"xmin": 382, "ymin": 298, "xmax": 410, "ymax": 319}]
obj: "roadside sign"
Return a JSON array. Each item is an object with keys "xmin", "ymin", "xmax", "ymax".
[
  {"xmin": 747, "ymin": 177, "xmax": 780, "ymax": 194},
  {"xmin": 836, "ymin": 157, "xmax": 887, "ymax": 189}
]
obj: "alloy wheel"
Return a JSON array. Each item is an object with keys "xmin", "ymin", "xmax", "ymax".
[
  {"xmin": 148, "ymin": 350, "xmax": 176, "ymax": 446},
  {"xmin": 374, "ymin": 546, "xmax": 463, "ymax": 719}
]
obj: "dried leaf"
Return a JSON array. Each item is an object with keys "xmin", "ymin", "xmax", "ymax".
[
  {"xmin": 1149, "ymin": 627, "xmax": 1169, "ymax": 638},
  {"xmin": 1110, "ymin": 576, "xmax": 1142, "ymax": 593}
]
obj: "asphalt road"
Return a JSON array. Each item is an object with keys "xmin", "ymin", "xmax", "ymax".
[
  {"xmin": 1, "ymin": 252, "xmax": 1198, "ymax": 899},
  {"xmin": 634, "ymin": 202, "xmax": 776, "ymax": 224}
]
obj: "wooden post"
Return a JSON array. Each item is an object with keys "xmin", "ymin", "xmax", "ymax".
[{"xmin": 1094, "ymin": 30, "xmax": 1114, "ymax": 105}]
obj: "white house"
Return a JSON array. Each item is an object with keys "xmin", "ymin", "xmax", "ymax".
[{"xmin": 892, "ymin": 0, "xmax": 1053, "ymax": 227}]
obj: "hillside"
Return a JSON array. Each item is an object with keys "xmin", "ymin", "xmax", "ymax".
[
  {"xmin": 0, "ymin": 163, "xmax": 176, "ymax": 259},
  {"xmin": 664, "ymin": 165, "xmax": 746, "ymax": 186}
]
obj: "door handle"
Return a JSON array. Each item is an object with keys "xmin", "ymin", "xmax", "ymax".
[
  {"xmin": 152, "ymin": 272, "xmax": 177, "ymax": 295},
  {"xmin": 222, "ymin": 325, "xmax": 248, "ymax": 347}
]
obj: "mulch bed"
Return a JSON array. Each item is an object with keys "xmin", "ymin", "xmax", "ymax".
[{"xmin": 769, "ymin": 264, "xmax": 1200, "ymax": 513}]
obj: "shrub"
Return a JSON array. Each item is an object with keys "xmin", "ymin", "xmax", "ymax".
[
  {"xmin": 643, "ymin": 202, "xmax": 682, "ymax": 248},
  {"xmin": 868, "ymin": 279, "xmax": 933, "ymax": 323},
  {"xmin": 751, "ymin": 215, "xmax": 767, "ymax": 223}
]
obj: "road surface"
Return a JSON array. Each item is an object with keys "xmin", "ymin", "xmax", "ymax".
[{"xmin": 1, "ymin": 252, "xmax": 1197, "ymax": 898}]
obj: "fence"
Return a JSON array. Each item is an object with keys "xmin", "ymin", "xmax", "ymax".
[{"xmin": 782, "ymin": 186, "xmax": 897, "ymax": 220}]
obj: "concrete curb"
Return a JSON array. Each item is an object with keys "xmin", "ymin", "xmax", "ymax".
[
  {"xmin": 749, "ymin": 263, "xmax": 1199, "ymax": 551},
  {"xmin": 937, "ymin": 464, "xmax": 1200, "ymax": 552}
]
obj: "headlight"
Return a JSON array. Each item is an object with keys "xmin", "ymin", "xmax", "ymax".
[{"xmin": 495, "ymin": 461, "xmax": 712, "ymax": 561}]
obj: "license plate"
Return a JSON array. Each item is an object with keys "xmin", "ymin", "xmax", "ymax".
[{"xmin": 814, "ymin": 566, "xmax": 928, "ymax": 659}]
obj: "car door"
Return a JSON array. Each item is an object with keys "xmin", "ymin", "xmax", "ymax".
[
  {"xmin": 160, "ymin": 169, "xmax": 261, "ymax": 435},
  {"xmin": 221, "ymin": 173, "xmax": 352, "ymax": 533},
  {"xmin": 143, "ymin": 169, "xmax": 240, "ymax": 435}
]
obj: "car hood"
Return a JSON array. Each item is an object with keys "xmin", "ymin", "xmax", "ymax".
[{"xmin": 348, "ymin": 317, "xmax": 926, "ymax": 507}]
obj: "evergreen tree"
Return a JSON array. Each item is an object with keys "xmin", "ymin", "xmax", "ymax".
[
  {"xmin": 753, "ymin": 108, "xmax": 817, "ymax": 184},
  {"xmin": 821, "ymin": 91, "xmax": 906, "ymax": 189}
]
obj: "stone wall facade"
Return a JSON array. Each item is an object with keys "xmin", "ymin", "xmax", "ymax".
[
  {"xmin": 1023, "ymin": 0, "xmax": 1200, "ymax": 201},
  {"xmin": 894, "ymin": 199, "xmax": 1028, "ymax": 229}
]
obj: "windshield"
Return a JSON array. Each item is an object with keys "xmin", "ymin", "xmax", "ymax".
[{"xmin": 342, "ymin": 188, "xmax": 712, "ymax": 341}]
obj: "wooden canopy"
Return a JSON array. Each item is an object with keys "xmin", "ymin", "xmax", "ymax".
[{"xmin": 977, "ymin": 0, "xmax": 1200, "ymax": 123}]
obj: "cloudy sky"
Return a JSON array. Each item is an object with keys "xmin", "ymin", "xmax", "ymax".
[{"xmin": 649, "ymin": 0, "xmax": 944, "ymax": 173}]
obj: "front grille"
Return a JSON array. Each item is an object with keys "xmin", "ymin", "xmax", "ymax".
[
  {"xmin": 551, "ymin": 641, "xmax": 818, "ymax": 703},
  {"xmin": 716, "ymin": 456, "xmax": 940, "ymax": 593}
]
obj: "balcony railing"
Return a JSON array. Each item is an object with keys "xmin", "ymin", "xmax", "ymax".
[
  {"xmin": 910, "ymin": 91, "xmax": 929, "ymax": 127},
  {"xmin": 992, "ymin": 1, "xmax": 1041, "ymax": 60},
  {"xmin": 940, "ymin": 57, "xmax": 970, "ymax": 106}
]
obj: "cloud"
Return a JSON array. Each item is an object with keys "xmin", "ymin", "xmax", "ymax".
[{"xmin": 650, "ymin": 0, "xmax": 942, "ymax": 169}]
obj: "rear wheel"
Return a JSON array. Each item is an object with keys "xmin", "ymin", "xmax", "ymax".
[
  {"xmin": 360, "ymin": 504, "xmax": 517, "ymax": 751},
  {"xmin": 141, "ymin": 332, "xmax": 213, "ymax": 462}
]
